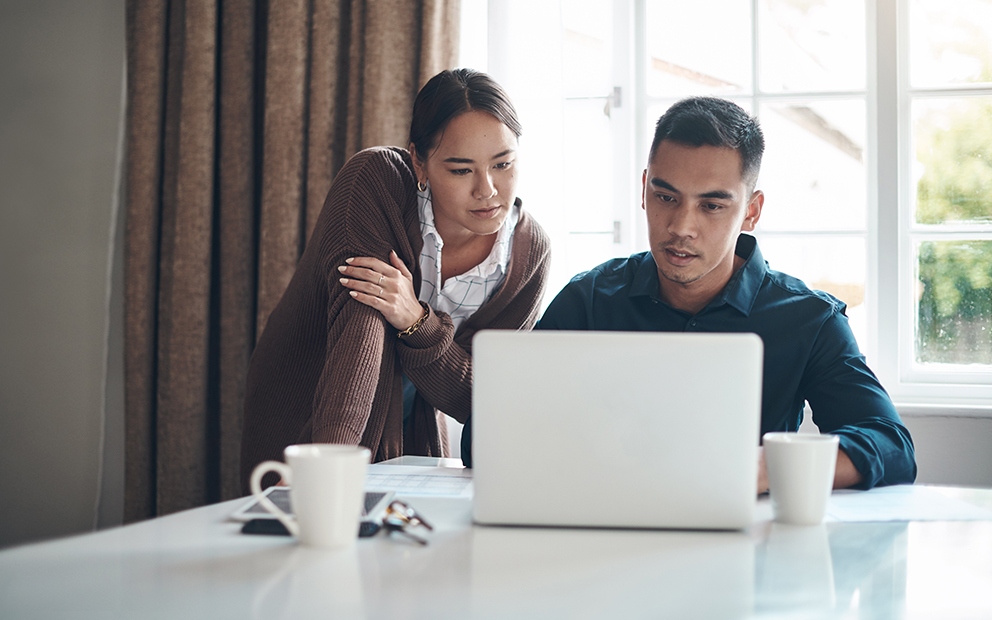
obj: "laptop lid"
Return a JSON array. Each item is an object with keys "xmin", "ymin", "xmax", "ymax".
[{"xmin": 471, "ymin": 330, "xmax": 763, "ymax": 530}]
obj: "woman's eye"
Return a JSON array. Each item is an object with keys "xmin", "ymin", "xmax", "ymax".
[
  {"xmin": 495, "ymin": 161, "xmax": 513, "ymax": 170},
  {"xmin": 450, "ymin": 168, "xmax": 471, "ymax": 176}
]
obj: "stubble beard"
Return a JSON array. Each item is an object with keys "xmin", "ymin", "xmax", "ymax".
[
  {"xmin": 655, "ymin": 243, "xmax": 704, "ymax": 286},
  {"xmin": 658, "ymin": 266, "xmax": 703, "ymax": 286}
]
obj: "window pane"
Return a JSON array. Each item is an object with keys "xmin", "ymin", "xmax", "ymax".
[
  {"xmin": 645, "ymin": 0, "xmax": 752, "ymax": 98},
  {"xmin": 562, "ymin": 0, "xmax": 613, "ymax": 98},
  {"xmin": 917, "ymin": 240, "xmax": 992, "ymax": 365},
  {"xmin": 563, "ymin": 99, "xmax": 614, "ymax": 232},
  {"xmin": 458, "ymin": 0, "xmax": 488, "ymax": 71},
  {"xmin": 910, "ymin": 0, "xmax": 992, "ymax": 88},
  {"xmin": 913, "ymin": 98, "xmax": 992, "ymax": 225},
  {"xmin": 757, "ymin": 99, "xmax": 867, "ymax": 231},
  {"xmin": 758, "ymin": 235, "xmax": 867, "ymax": 349},
  {"xmin": 565, "ymin": 233, "xmax": 617, "ymax": 280},
  {"xmin": 758, "ymin": 0, "xmax": 866, "ymax": 93}
]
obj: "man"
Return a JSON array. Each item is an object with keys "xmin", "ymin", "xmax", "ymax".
[{"xmin": 537, "ymin": 97, "xmax": 916, "ymax": 491}]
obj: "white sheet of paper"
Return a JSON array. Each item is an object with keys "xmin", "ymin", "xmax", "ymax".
[
  {"xmin": 365, "ymin": 464, "xmax": 473, "ymax": 498},
  {"xmin": 824, "ymin": 485, "xmax": 992, "ymax": 522}
]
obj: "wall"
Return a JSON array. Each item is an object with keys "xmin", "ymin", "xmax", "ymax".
[
  {"xmin": 903, "ymin": 415, "xmax": 992, "ymax": 487},
  {"xmin": 0, "ymin": 0, "xmax": 124, "ymax": 548}
]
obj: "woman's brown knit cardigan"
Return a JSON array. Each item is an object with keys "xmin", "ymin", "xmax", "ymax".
[{"xmin": 240, "ymin": 147, "xmax": 551, "ymax": 492}]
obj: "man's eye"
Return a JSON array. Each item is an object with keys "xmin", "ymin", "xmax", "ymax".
[
  {"xmin": 495, "ymin": 161, "xmax": 513, "ymax": 170},
  {"xmin": 657, "ymin": 194, "xmax": 675, "ymax": 203},
  {"xmin": 703, "ymin": 203, "xmax": 723, "ymax": 211}
]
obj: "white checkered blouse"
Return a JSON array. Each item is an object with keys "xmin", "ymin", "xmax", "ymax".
[{"xmin": 416, "ymin": 183, "xmax": 518, "ymax": 332}]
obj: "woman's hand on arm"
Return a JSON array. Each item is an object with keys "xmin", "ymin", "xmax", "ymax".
[{"xmin": 338, "ymin": 250, "xmax": 424, "ymax": 331}]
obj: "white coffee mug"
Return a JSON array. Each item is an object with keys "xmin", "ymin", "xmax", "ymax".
[
  {"xmin": 763, "ymin": 433, "xmax": 839, "ymax": 526},
  {"xmin": 249, "ymin": 444, "xmax": 371, "ymax": 548}
]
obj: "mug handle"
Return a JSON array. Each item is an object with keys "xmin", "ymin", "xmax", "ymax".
[{"xmin": 249, "ymin": 461, "xmax": 299, "ymax": 538}]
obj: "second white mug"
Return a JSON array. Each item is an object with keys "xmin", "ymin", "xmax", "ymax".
[{"xmin": 763, "ymin": 433, "xmax": 839, "ymax": 526}]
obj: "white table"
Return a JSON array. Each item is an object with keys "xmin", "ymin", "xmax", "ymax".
[{"xmin": 2, "ymin": 457, "xmax": 991, "ymax": 619}]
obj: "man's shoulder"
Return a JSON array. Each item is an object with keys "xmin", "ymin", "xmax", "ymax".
[
  {"xmin": 539, "ymin": 252, "xmax": 651, "ymax": 330},
  {"xmin": 565, "ymin": 251, "xmax": 650, "ymax": 293},
  {"xmin": 761, "ymin": 265, "xmax": 848, "ymax": 315}
]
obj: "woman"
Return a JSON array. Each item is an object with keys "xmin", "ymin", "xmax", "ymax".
[{"xmin": 240, "ymin": 69, "xmax": 551, "ymax": 491}]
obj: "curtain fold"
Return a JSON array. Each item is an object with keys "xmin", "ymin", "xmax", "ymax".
[
  {"xmin": 124, "ymin": 0, "xmax": 459, "ymax": 523},
  {"xmin": 217, "ymin": 0, "xmax": 258, "ymax": 503}
]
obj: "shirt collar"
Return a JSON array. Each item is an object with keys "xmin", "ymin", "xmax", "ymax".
[
  {"xmin": 713, "ymin": 233, "xmax": 765, "ymax": 316},
  {"xmin": 630, "ymin": 251, "xmax": 661, "ymax": 299},
  {"xmin": 418, "ymin": 184, "xmax": 442, "ymax": 249},
  {"xmin": 416, "ymin": 183, "xmax": 516, "ymax": 279},
  {"xmin": 629, "ymin": 233, "xmax": 767, "ymax": 317}
]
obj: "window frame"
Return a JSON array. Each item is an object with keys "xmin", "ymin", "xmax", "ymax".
[
  {"xmin": 891, "ymin": 0, "xmax": 992, "ymax": 399},
  {"xmin": 481, "ymin": 0, "xmax": 992, "ymax": 411}
]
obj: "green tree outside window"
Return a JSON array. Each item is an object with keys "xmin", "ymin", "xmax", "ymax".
[{"xmin": 915, "ymin": 98, "xmax": 992, "ymax": 364}]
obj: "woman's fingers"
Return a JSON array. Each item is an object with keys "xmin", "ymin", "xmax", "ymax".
[
  {"xmin": 338, "ymin": 251, "xmax": 422, "ymax": 331},
  {"xmin": 347, "ymin": 289, "xmax": 382, "ymax": 305},
  {"xmin": 338, "ymin": 276, "xmax": 384, "ymax": 297},
  {"xmin": 390, "ymin": 250, "xmax": 412, "ymax": 278},
  {"xmin": 338, "ymin": 252, "xmax": 415, "ymax": 291},
  {"xmin": 340, "ymin": 256, "xmax": 391, "ymax": 284}
]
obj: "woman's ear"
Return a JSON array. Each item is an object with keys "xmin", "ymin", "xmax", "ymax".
[{"xmin": 409, "ymin": 142, "xmax": 426, "ymax": 185}]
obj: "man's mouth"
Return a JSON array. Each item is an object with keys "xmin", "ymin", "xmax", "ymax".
[{"xmin": 664, "ymin": 247, "xmax": 698, "ymax": 265}]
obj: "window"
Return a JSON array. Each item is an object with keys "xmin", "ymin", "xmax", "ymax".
[
  {"xmin": 639, "ymin": 0, "xmax": 872, "ymax": 355},
  {"xmin": 900, "ymin": 0, "xmax": 992, "ymax": 392},
  {"xmin": 464, "ymin": 0, "xmax": 992, "ymax": 408}
]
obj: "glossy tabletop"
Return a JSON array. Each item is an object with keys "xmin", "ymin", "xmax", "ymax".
[{"xmin": 2, "ymin": 458, "xmax": 991, "ymax": 619}]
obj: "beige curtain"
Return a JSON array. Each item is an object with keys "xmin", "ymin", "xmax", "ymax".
[{"xmin": 123, "ymin": 0, "xmax": 459, "ymax": 523}]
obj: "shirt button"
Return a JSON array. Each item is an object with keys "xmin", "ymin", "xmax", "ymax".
[{"xmin": 689, "ymin": 320, "xmax": 697, "ymax": 327}]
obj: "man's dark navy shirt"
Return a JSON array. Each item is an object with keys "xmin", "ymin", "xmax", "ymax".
[{"xmin": 537, "ymin": 234, "xmax": 916, "ymax": 489}]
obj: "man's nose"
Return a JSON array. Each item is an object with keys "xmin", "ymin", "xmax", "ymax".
[{"xmin": 667, "ymin": 205, "xmax": 697, "ymax": 237}]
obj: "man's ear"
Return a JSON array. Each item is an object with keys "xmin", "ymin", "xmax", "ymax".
[
  {"xmin": 741, "ymin": 190, "xmax": 764, "ymax": 232},
  {"xmin": 409, "ymin": 142, "xmax": 426, "ymax": 185},
  {"xmin": 641, "ymin": 169, "xmax": 648, "ymax": 211}
]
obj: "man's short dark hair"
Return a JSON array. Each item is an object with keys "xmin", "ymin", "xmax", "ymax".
[{"xmin": 649, "ymin": 97, "xmax": 765, "ymax": 191}]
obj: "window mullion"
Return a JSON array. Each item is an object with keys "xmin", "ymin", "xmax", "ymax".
[
  {"xmin": 873, "ymin": 0, "xmax": 901, "ymax": 387},
  {"xmin": 612, "ymin": 0, "xmax": 636, "ymax": 256},
  {"xmin": 751, "ymin": 0, "xmax": 759, "ymax": 106},
  {"xmin": 632, "ymin": 0, "xmax": 649, "ymax": 251}
]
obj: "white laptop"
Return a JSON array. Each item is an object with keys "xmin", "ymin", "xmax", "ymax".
[{"xmin": 471, "ymin": 330, "xmax": 763, "ymax": 530}]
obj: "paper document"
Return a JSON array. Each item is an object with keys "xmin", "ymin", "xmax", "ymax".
[
  {"xmin": 825, "ymin": 485, "xmax": 992, "ymax": 522},
  {"xmin": 366, "ymin": 464, "xmax": 473, "ymax": 498}
]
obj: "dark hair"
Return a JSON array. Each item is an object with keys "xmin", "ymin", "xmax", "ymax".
[
  {"xmin": 649, "ymin": 97, "xmax": 765, "ymax": 190},
  {"xmin": 409, "ymin": 69, "xmax": 522, "ymax": 161}
]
